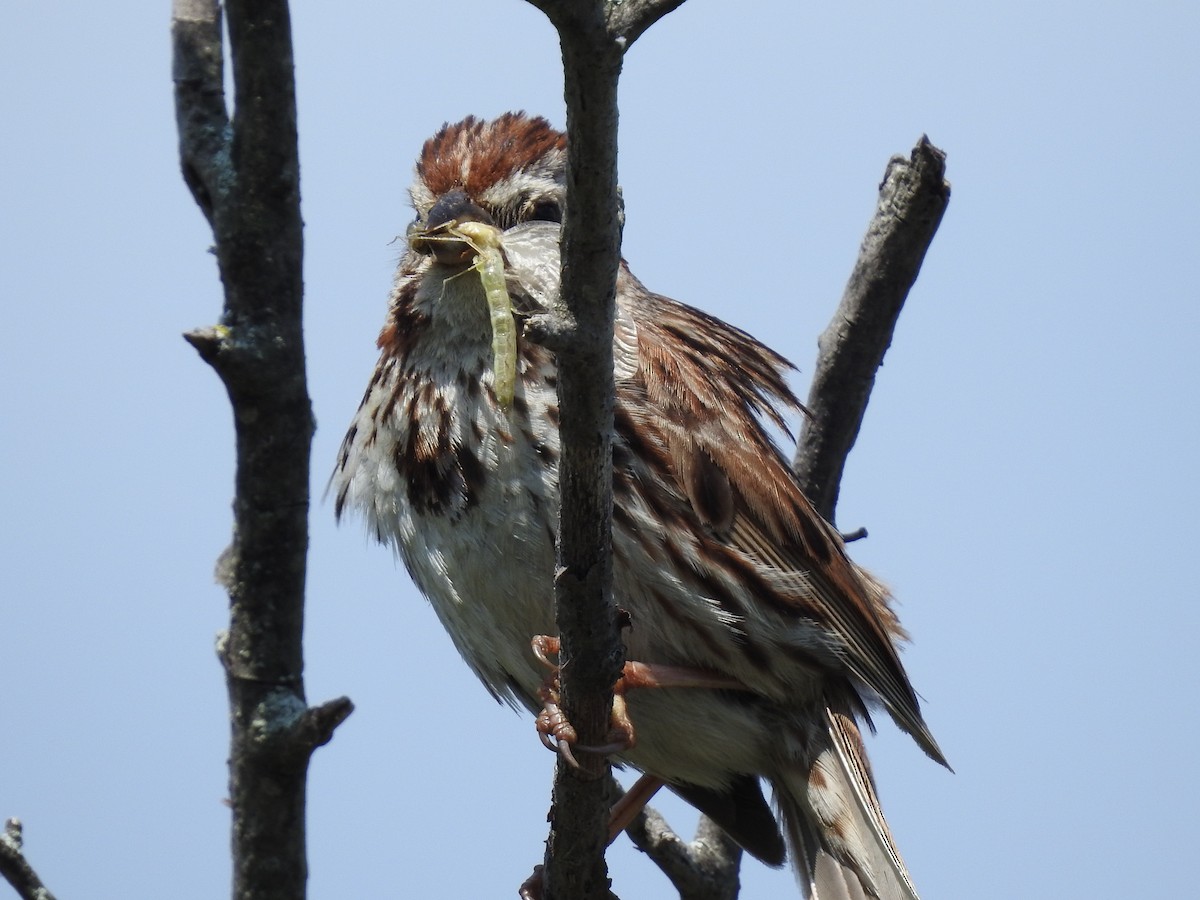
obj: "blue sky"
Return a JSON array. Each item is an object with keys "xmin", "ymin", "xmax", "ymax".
[{"xmin": 2, "ymin": 2, "xmax": 1197, "ymax": 898}]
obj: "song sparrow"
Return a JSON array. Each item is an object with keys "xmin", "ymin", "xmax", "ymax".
[{"xmin": 333, "ymin": 112, "xmax": 946, "ymax": 899}]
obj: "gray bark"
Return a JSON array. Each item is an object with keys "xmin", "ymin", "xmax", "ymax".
[
  {"xmin": 171, "ymin": 2, "xmax": 352, "ymax": 899},
  {"xmin": 519, "ymin": 3, "xmax": 694, "ymax": 898}
]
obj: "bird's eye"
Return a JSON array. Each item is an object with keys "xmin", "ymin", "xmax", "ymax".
[{"xmin": 527, "ymin": 199, "xmax": 563, "ymax": 223}]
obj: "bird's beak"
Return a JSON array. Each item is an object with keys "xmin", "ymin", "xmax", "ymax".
[{"xmin": 409, "ymin": 189, "xmax": 496, "ymax": 266}]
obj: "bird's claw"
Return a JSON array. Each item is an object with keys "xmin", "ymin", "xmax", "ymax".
[
  {"xmin": 532, "ymin": 635, "xmax": 637, "ymax": 769},
  {"xmin": 530, "ymin": 633, "xmax": 743, "ymax": 766}
]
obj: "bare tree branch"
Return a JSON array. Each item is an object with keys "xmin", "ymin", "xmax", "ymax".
[
  {"xmin": 525, "ymin": 8, "xmax": 625, "ymax": 900},
  {"xmin": 606, "ymin": 0, "xmax": 690, "ymax": 46},
  {"xmin": 793, "ymin": 136, "xmax": 950, "ymax": 522},
  {"xmin": 172, "ymin": 2, "xmax": 352, "ymax": 899},
  {"xmin": 0, "ymin": 819, "xmax": 56, "ymax": 900},
  {"xmin": 626, "ymin": 806, "xmax": 743, "ymax": 900},
  {"xmin": 519, "ymin": 2, "xmax": 693, "ymax": 898},
  {"xmin": 171, "ymin": 0, "xmax": 229, "ymax": 225}
]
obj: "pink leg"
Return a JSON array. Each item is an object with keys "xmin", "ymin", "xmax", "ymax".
[{"xmin": 531, "ymin": 635, "xmax": 747, "ymax": 764}]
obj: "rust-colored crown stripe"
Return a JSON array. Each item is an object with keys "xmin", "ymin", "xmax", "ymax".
[{"xmin": 417, "ymin": 112, "xmax": 566, "ymax": 200}]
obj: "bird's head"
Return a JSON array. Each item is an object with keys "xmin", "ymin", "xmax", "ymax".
[{"xmin": 406, "ymin": 113, "xmax": 568, "ymax": 268}]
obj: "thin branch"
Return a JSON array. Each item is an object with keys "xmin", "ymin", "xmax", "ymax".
[
  {"xmin": 793, "ymin": 136, "xmax": 950, "ymax": 522},
  {"xmin": 539, "ymin": 16, "xmax": 625, "ymax": 900},
  {"xmin": 0, "ymin": 819, "xmax": 56, "ymax": 900},
  {"xmin": 626, "ymin": 807, "xmax": 742, "ymax": 900},
  {"xmin": 840, "ymin": 526, "xmax": 868, "ymax": 543},
  {"xmin": 296, "ymin": 697, "xmax": 356, "ymax": 753},
  {"xmin": 521, "ymin": 2, "xmax": 691, "ymax": 899},
  {"xmin": 171, "ymin": 0, "xmax": 229, "ymax": 225},
  {"xmin": 607, "ymin": 0, "xmax": 690, "ymax": 46},
  {"xmin": 171, "ymin": 2, "xmax": 352, "ymax": 900}
]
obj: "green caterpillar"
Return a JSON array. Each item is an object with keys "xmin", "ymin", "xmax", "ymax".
[{"xmin": 452, "ymin": 222, "xmax": 516, "ymax": 411}]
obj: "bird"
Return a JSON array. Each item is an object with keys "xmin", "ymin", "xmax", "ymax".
[{"xmin": 332, "ymin": 111, "xmax": 947, "ymax": 899}]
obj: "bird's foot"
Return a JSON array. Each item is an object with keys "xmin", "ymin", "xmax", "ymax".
[{"xmin": 531, "ymin": 634, "xmax": 747, "ymax": 769}]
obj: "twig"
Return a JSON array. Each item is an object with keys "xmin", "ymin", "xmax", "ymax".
[
  {"xmin": 626, "ymin": 806, "xmax": 743, "ymax": 900},
  {"xmin": 171, "ymin": 2, "xmax": 352, "ymax": 899},
  {"xmin": 793, "ymin": 136, "xmax": 951, "ymax": 522},
  {"xmin": 0, "ymin": 819, "xmax": 57, "ymax": 900},
  {"xmin": 840, "ymin": 526, "xmax": 869, "ymax": 543},
  {"xmin": 605, "ymin": 0, "xmax": 690, "ymax": 46}
]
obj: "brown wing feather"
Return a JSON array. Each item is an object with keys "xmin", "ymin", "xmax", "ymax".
[{"xmin": 616, "ymin": 266, "xmax": 946, "ymax": 766}]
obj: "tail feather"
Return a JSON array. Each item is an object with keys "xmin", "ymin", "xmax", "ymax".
[
  {"xmin": 776, "ymin": 707, "xmax": 920, "ymax": 900},
  {"xmin": 813, "ymin": 853, "xmax": 877, "ymax": 900}
]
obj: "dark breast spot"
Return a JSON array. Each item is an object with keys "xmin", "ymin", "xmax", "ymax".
[{"xmin": 395, "ymin": 385, "xmax": 486, "ymax": 518}]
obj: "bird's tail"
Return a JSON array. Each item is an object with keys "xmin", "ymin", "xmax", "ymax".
[{"xmin": 774, "ymin": 707, "xmax": 921, "ymax": 900}]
